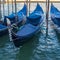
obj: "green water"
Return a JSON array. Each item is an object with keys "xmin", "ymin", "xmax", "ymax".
[{"xmin": 0, "ymin": 3, "xmax": 60, "ymax": 60}]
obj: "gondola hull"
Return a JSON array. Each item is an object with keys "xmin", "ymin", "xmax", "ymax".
[
  {"xmin": 11, "ymin": 3, "xmax": 44, "ymax": 47},
  {"xmin": 50, "ymin": 4, "xmax": 60, "ymax": 33},
  {"xmin": 12, "ymin": 23, "xmax": 42, "ymax": 47},
  {"xmin": 0, "ymin": 24, "xmax": 8, "ymax": 36},
  {"xmin": 4, "ymin": 4, "xmax": 27, "ymax": 26},
  {"xmin": 0, "ymin": 29, "xmax": 8, "ymax": 36},
  {"xmin": 0, "ymin": 4, "xmax": 27, "ymax": 36}
]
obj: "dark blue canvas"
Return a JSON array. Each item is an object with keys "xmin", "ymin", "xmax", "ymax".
[
  {"xmin": 12, "ymin": 4, "xmax": 44, "ymax": 47},
  {"xmin": 27, "ymin": 3, "xmax": 44, "ymax": 26},
  {"xmin": 0, "ymin": 24, "xmax": 6, "ymax": 29},
  {"xmin": 50, "ymin": 4, "xmax": 60, "ymax": 27},
  {"xmin": 4, "ymin": 4, "xmax": 27, "ymax": 25},
  {"xmin": 16, "ymin": 24, "xmax": 40, "ymax": 37}
]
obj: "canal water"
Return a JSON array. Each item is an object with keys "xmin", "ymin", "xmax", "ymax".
[{"xmin": 0, "ymin": 3, "xmax": 60, "ymax": 60}]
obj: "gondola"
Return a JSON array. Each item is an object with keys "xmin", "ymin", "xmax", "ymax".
[
  {"xmin": 50, "ymin": 4, "xmax": 60, "ymax": 32},
  {"xmin": 0, "ymin": 23, "xmax": 8, "ymax": 36},
  {"xmin": 12, "ymin": 4, "xmax": 44, "ymax": 47},
  {"xmin": 4, "ymin": 4, "xmax": 27, "ymax": 26},
  {"xmin": 0, "ymin": 4, "xmax": 27, "ymax": 36}
]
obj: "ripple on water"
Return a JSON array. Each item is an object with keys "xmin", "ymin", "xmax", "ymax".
[
  {"xmin": 30, "ymin": 20, "xmax": 60, "ymax": 60},
  {"xmin": 0, "ymin": 42, "xmax": 20, "ymax": 60}
]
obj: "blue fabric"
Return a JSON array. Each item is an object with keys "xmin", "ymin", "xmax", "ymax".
[
  {"xmin": 50, "ymin": 4, "xmax": 60, "ymax": 14},
  {"xmin": 51, "ymin": 4, "xmax": 60, "ymax": 27},
  {"xmin": 27, "ymin": 4, "xmax": 44, "ymax": 26},
  {"xmin": 0, "ymin": 24, "xmax": 6, "ymax": 29},
  {"xmin": 51, "ymin": 17, "xmax": 60, "ymax": 27},
  {"xmin": 4, "ymin": 13, "xmax": 15, "ymax": 21},
  {"xmin": 17, "ymin": 4, "xmax": 27, "ymax": 16},
  {"xmin": 27, "ymin": 14, "xmax": 41, "ymax": 26},
  {"xmin": 6, "ymin": 13, "xmax": 15, "ymax": 19},
  {"xmin": 16, "ymin": 13, "xmax": 26, "ymax": 23},
  {"xmin": 30, "ymin": 3, "xmax": 44, "ymax": 15},
  {"xmin": 16, "ymin": 24, "xmax": 39, "ymax": 37},
  {"xmin": 4, "ymin": 14, "xmax": 16, "ymax": 25},
  {"xmin": 16, "ymin": 4, "xmax": 27, "ymax": 22},
  {"xmin": 14, "ymin": 4, "xmax": 44, "ymax": 39},
  {"xmin": 4, "ymin": 4, "xmax": 27, "ymax": 25}
]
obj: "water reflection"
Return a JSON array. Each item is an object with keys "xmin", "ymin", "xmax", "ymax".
[{"xmin": 16, "ymin": 32, "xmax": 41, "ymax": 60}]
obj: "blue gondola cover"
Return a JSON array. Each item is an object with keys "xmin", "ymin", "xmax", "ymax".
[
  {"xmin": 51, "ymin": 4, "xmax": 60, "ymax": 27},
  {"xmin": 12, "ymin": 4, "xmax": 44, "ymax": 47}
]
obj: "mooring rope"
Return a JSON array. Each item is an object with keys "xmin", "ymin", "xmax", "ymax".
[{"xmin": 7, "ymin": 18, "xmax": 12, "ymax": 41}]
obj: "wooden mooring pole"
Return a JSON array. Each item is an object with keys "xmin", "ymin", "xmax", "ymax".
[
  {"xmin": 7, "ymin": 0, "xmax": 9, "ymax": 15},
  {"xmin": 15, "ymin": 0, "xmax": 17, "ymax": 23},
  {"xmin": 46, "ymin": 0, "xmax": 49, "ymax": 37},
  {"xmin": 0, "ymin": 0, "xmax": 2, "ymax": 20},
  {"xmin": 29, "ymin": 0, "xmax": 30, "ymax": 15},
  {"xmin": 12, "ymin": 0, "xmax": 14, "ymax": 13},
  {"xmin": 26, "ymin": 0, "xmax": 28, "ymax": 16},
  {"xmin": 3, "ymin": 0, "xmax": 5, "ymax": 17}
]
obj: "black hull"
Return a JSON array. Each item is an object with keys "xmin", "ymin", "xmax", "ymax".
[
  {"xmin": 12, "ymin": 28, "xmax": 41, "ymax": 47},
  {"xmin": 0, "ymin": 28, "xmax": 8, "ymax": 36}
]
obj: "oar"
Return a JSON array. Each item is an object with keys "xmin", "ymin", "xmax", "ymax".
[{"xmin": 6, "ymin": 18, "xmax": 12, "ymax": 41}]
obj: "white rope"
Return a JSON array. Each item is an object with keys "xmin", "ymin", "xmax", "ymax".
[{"xmin": 6, "ymin": 18, "xmax": 12, "ymax": 41}]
